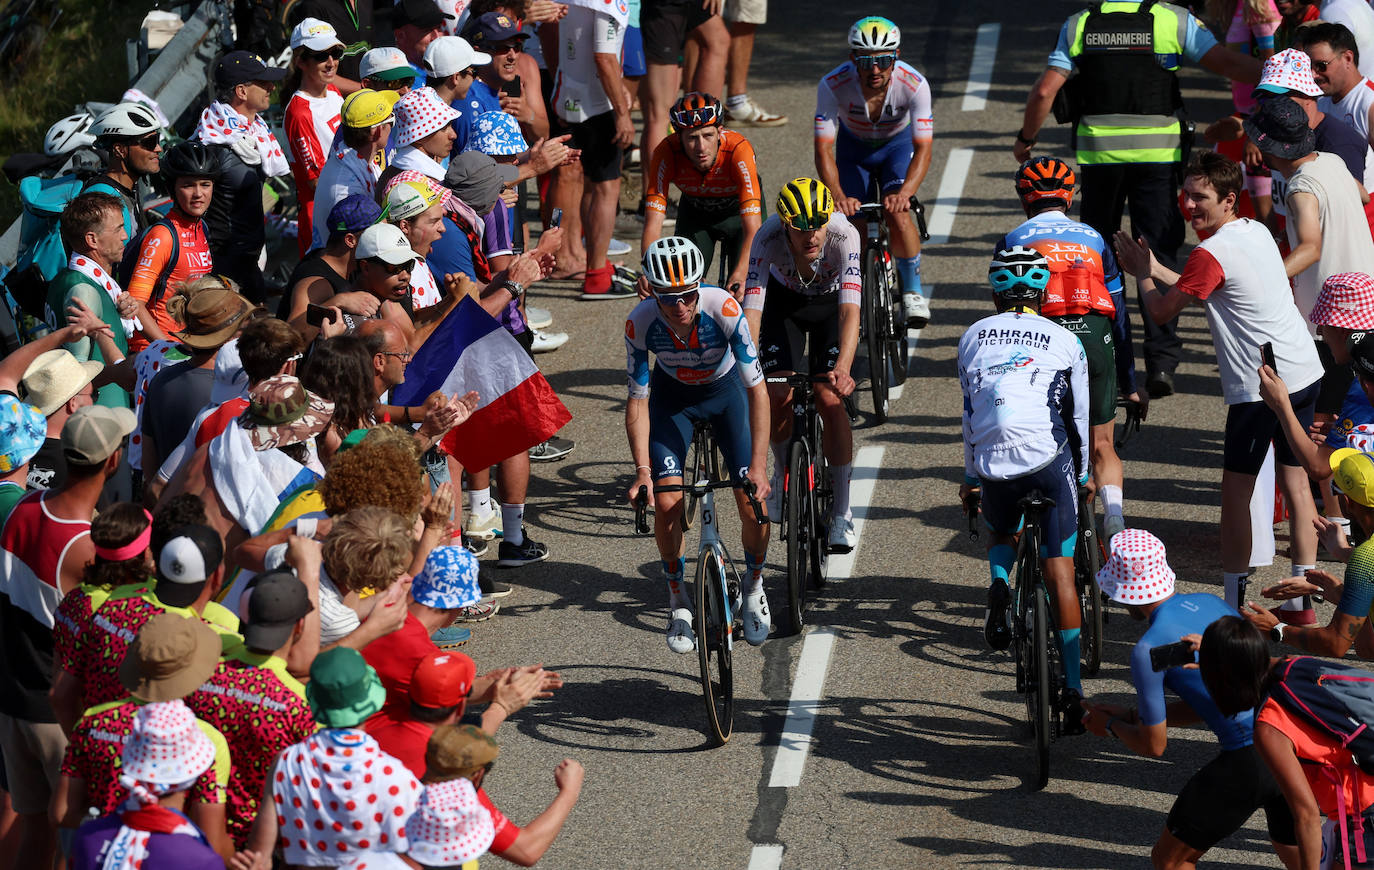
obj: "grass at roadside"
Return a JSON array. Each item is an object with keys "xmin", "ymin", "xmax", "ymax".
[{"xmin": 0, "ymin": 0, "xmax": 159, "ymax": 224}]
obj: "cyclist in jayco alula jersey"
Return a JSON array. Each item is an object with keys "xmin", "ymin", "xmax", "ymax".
[
  {"xmin": 625, "ymin": 236, "xmax": 773, "ymax": 654},
  {"xmin": 814, "ymin": 16, "xmax": 933, "ymax": 328},
  {"xmin": 959, "ymin": 246, "xmax": 1093, "ymax": 729}
]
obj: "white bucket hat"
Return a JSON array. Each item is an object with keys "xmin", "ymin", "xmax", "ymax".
[
  {"xmin": 406, "ymin": 778, "xmax": 495, "ymax": 867},
  {"xmin": 393, "ymin": 87, "xmax": 460, "ymax": 147},
  {"xmin": 1097, "ymin": 528, "xmax": 1176, "ymax": 606},
  {"xmin": 120, "ymin": 700, "xmax": 216, "ymax": 787}
]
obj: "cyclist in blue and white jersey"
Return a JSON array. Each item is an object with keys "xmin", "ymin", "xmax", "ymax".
[
  {"xmin": 958, "ymin": 246, "xmax": 1093, "ymax": 729},
  {"xmin": 625, "ymin": 236, "xmax": 773, "ymax": 653}
]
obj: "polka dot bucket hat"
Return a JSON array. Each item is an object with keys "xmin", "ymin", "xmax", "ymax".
[
  {"xmin": 393, "ymin": 87, "xmax": 460, "ymax": 148},
  {"xmin": 121, "ymin": 700, "xmax": 217, "ymax": 786},
  {"xmin": 1096, "ymin": 528, "xmax": 1175, "ymax": 606},
  {"xmin": 406, "ymin": 778, "xmax": 495, "ymax": 867}
]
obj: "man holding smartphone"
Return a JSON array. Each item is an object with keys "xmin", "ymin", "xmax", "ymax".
[{"xmin": 1080, "ymin": 529, "xmax": 1299, "ymax": 869}]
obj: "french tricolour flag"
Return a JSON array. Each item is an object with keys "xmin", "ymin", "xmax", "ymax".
[{"xmin": 392, "ymin": 297, "xmax": 571, "ymax": 470}]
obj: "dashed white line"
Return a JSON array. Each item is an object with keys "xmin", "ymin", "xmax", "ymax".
[
  {"xmin": 825, "ymin": 445, "xmax": 886, "ymax": 580},
  {"xmin": 927, "ymin": 148, "xmax": 973, "ymax": 245},
  {"xmin": 768, "ymin": 627, "xmax": 838, "ymax": 787},
  {"xmin": 746, "ymin": 844, "xmax": 785, "ymax": 870},
  {"xmin": 961, "ymin": 23, "xmax": 1001, "ymax": 111}
]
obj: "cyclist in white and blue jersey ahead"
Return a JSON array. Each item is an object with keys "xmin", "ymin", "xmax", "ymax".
[
  {"xmin": 625, "ymin": 236, "xmax": 773, "ymax": 654},
  {"xmin": 958, "ymin": 245, "xmax": 1092, "ymax": 728}
]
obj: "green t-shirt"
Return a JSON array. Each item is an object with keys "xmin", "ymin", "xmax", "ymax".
[
  {"xmin": 45, "ymin": 269, "xmax": 129, "ymax": 410},
  {"xmin": 0, "ymin": 481, "xmax": 25, "ymax": 526}
]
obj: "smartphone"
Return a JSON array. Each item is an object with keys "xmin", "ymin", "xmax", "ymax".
[
  {"xmin": 1262, "ymin": 341, "xmax": 1277, "ymax": 373},
  {"xmin": 305, "ymin": 303, "xmax": 338, "ymax": 328},
  {"xmin": 1149, "ymin": 639, "xmax": 1196, "ymax": 672},
  {"xmin": 501, "ymin": 77, "xmax": 522, "ymax": 98},
  {"xmin": 550, "ymin": 207, "xmax": 563, "ymax": 228}
]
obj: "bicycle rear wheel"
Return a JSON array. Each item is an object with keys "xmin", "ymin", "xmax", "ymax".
[
  {"xmin": 863, "ymin": 248, "xmax": 890, "ymax": 424},
  {"xmin": 886, "ymin": 259, "xmax": 909, "ymax": 386},
  {"xmin": 695, "ymin": 547, "xmax": 734, "ymax": 744},
  {"xmin": 782, "ymin": 441, "xmax": 811, "ymax": 635},
  {"xmin": 1077, "ymin": 506, "xmax": 1104, "ymax": 677},
  {"xmin": 811, "ymin": 414, "xmax": 831, "ymax": 586},
  {"xmin": 1027, "ymin": 584, "xmax": 1051, "ymax": 791}
]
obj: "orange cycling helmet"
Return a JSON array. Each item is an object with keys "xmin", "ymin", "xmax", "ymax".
[
  {"xmin": 1015, "ymin": 156, "xmax": 1076, "ymax": 208},
  {"xmin": 670, "ymin": 92, "xmax": 722, "ymax": 130}
]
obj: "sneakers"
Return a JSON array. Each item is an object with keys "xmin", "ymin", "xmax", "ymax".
[
  {"xmin": 530, "ymin": 329, "xmax": 568, "ymax": 353},
  {"xmin": 903, "ymin": 292, "xmax": 931, "ymax": 329},
  {"xmin": 431, "ymin": 625, "xmax": 472, "ymax": 649},
  {"xmin": 580, "ymin": 264, "xmax": 638, "ymax": 301},
  {"xmin": 464, "ymin": 511, "xmax": 502, "ymax": 542},
  {"xmin": 497, "ymin": 532, "xmax": 550, "ymax": 567},
  {"xmin": 667, "ymin": 607, "xmax": 696, "ymax": 653},
  {"xmin": 456, "ymin": 600, "xmax": 499, "ymax": 622},
  {"xmin": 725, "ymin": 95, "xmax": 789, "ymax": 127},
  {"xmin": 526, "ymin": 306, "xmax": 553, "ymax": 330},
  {"xmin": 606, "ymin": 238, "xmax": 632, "ymax": 257},
  {"xmin": 1059, "ymin": 688, "xmax": 1087, "ymax": 736},
  {"xmin": 479, "ymin": 573, "xmax": 513, "ymax": 598},
  {"xmin": 984, "ymin": 580, "xmax": 1011, "ymax": 652},
  {"xmin": 529, "ymin": 436, "xmax": 574, "ymax": 462},
  {"xmin": 828, "ymin": 514, "xmax": 856, "ymax": 553},
  {"xmin": 742, "ymin": 587, "xmax": 770, "ymax": 645},
  {"xmin": 463, "ymin": 534, "xmax": 488, "ymax": 558}
]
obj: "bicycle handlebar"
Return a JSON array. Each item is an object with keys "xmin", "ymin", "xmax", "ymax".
[
  {"xmin": 633, "ymin": 485, "xmax": 650, "ymax": 535},
  {"xmin": 855, "ymin": 196, "xmax": 931, "ymax": 242},
  {"xmin": 650, "ymin": 479, "xmax": 767, "ymax": 525},
  {"xmin": 965, "ymin": 492, "xmax": 980, "ymax": 540},
  {"xmin": 1115, "ymin": 398, "xmax": 1143, "ymax": 451}
]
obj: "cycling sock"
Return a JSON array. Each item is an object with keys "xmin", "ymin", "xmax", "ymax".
[
  {"xmin": 662, "ymin": 557, "xmax": 685, "ymax": 582},
  {"xmin": 830, "ymin": 463, "xmax": 853, "ymax": 520},
  {"xmin": 1280, "ymin": 565, "xmax": 1315, "ymax": 612},
  {"xmin": 726, "ymin": 93, "xmax": 748, "ymax": 110},
  {"xmin": 1223, "ymin": 571, "xmax": 1249, "ymax": 609},
  {"xmin": 1060, "ymin": 628, "xmax": 1082, "ymax": 692},
  {"xmin": 988, "ymin": 544, "xmax": 1015, "ymax": 587},
  {"xmin": 666, "ymin": 580, "xmax": 690, "ymax": 612},
  {"xmin": 468, "ymin": 487, "xmax": 493, "ymax": 519},
  {"xmin": 1100, "ymin": 484, "xmax": 1123, "ymax": 522},
  {"xmin": 501, "ymin": 504, "xmax": 525, "ymax": 546},
  {"xmin": 896, "ymin": 255, "xmax": 922, "ymax": 297},
  {"xmin": 744, "ymin": 552, "xmax": 764, "ymax": 594}
]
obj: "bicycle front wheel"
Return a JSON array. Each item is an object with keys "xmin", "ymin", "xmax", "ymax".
[
  {"xmin": 887, "ymin": 265, "xmax": 909, "ymax": 386},
  {"xmin": 863, "ymin": 247, "xmax": 890, "ymax": 424},
  {"xmin": 695, "ymin": 547, "xmax": 734, "ymax": 745},
  {"xmin": 682, "ymin": 427, "xmax": 709, "ymax": 532},
  {"xmin": 1077, "ymin": 513, "xmax": 1104, "ymax": 677},
  {"xmin": 782, "ymin": 441, "xmax": 811, "ymax": 635},
  {"xmin": 1027, "ymin": 585, "xmax": 1052, "ymax": 792}
]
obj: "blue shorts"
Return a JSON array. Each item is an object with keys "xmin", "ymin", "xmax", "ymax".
[
  {"xmin": 979, "ymin": 453, "xmax": 1080, "ymax": 559},
  {"xmin": 648, "ymin": 368, "xmax": 753, "ymax": 483},
  {"xmin": 622, "ymin": 26, "xmax": 647, "ymax": 78},
  {"xmin": 835, "ymin": 125, "xmax": 913, "ymax": 201},
  {"xmin": 1223, "ymin": 380, "xmax": 1320, "ymax": 475}
]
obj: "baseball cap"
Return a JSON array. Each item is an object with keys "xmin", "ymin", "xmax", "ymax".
[
  {"xmin": 412, "ymin": 545, "xmax": 482, "ymax": 610},
  {"xmin": 307, "ymin": 647, "xmax": 386, "ymax": 728},
  {"xmin": 410, "ymin": 651, "xmax": 476, "ymax": 708},
  {"xmin": 327, "ymin": 194, "xmax": 382, "ymax": 240},
  {"xmin": 385, "ymin": 179, "xmax": 444, "ymax": 222},
  {"xmin": 119, "ymin": 612, "xmax": 222, "ymax": 702},
  {"xmin": 291, "ymin": 17, "xmax": 345, "ymax": 52},
  {"xmin": 463, "ymin": 11, "xmax": 530, "ymax": 45},
  {"xmin": 1244, "ymin": 95, "xmax": 1316, "ymax": 159},
  {"xmin": 21, "ymin": 349, "xmax": 102, "ymax": 416},
  {"xmin": 360, "ymin": 46, "xmax": 416, "ymax": 83},
  {"xmin": 214, "ymin": 51, "xmax": 288, "ymax": 89},
  {"xmin": 423, "ymin": 36, "xmax": 491, "ymax": 78},
  {"xmin": 424, "ymin": 724, "xmax": 500, "ymax": 783},
  {"xmin": 357, "ymin": 222, "xmax": 418, "ymax": 265},
  {"xmin": 242, "ymin": 569, "xmax": 314, "ymax": 651},
  {"xmin": 1096, "ymin": 529, "xmax": 1176, "ymax": 606},
  {"xmin": 1255, "ymin": 48, "xmax": 1323, "ymax": 98},
  {"xmin": 1332, "ymin": 448, "xmax": 1374, "ymax": 507},
  {"xmin": 0, "ymin": 395, "xmax": 44, "ymax": 474},
  {"xmin": 342, "ymin": 88, "xmax": 402, "ymax": 129},
  {"xmin": 61, "ymin": 405, "xmax": 136, "ymax": 466},
  {"xmin": 1311, "ymin": 272, "xmax": 1374, "ymax": 330},
  {"xmin": 394, "ymin": 0, "xmax": 455, "ymax": 31},
  {"xmin": 155, "ymin": 524, "xmax": 224, "ymax": 608}
]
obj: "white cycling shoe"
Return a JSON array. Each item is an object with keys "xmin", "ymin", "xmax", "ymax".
[
  {"xmin": 828, "ymin": 515, "xmax": 856, "ymax": 553},
  {"xmin": 667, "ymin": 607, "xmax": 696, "ymax": 654},
  {"xmin": 742, "ymin": 588, "xmax": 770, "ymax": 646},
  {"xmin": 903, "ymin": 292, "xmax": 931, "ymax": 329}
]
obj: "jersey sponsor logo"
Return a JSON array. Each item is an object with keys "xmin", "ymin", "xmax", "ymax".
[
  {"xmin": 721, "ymin": 297, "xmax": 740, "ymax": 318},
  {"xmin": 735, "ymin": 160, "xmax": 754, "ymax": 196},
  {"xmin": 677, "ymin": 366, "xmax": 714, "ymax": 384},
  {"xmin": 985, "ymin": 351, "xmax": 1035, "ymax": 377},
  {"xmin": 186, "ymin": 249, "xmax": 214, "ymax": 271},
  {"xmin": 1017, "ymin": 224, "xmax": 1103, "ymax": 242},
  {"xmin": 975, "ymin": 327, "xmax": 1054, "ymax": 349}
]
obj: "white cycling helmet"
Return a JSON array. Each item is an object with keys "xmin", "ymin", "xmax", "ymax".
[
  {"xmin": 847, "ymin": 16, "xmax": 900, "ymax": 51},
  {"xmin": 642, "ymin": 236, "xmax": 706, "ymax": 290},
  {"xmin": 92, "ymin": 102, "xmax": 161, "ymax": 139},
  {"xmin": 43, "ymin": 113, "xmax": 97, "ymax": 156}
]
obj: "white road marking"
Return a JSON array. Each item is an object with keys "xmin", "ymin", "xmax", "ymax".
[
  {"xmin": 826, "ymin": 445, "xmax": 885, "ymax": 580},
  {"xmin": 961, "ymin": 23, "xmax": 1001, "ymax": 111},
  {"xmin": 747, "ymin": 844, "xmax": 785, "ymax": 870},
  {"xmin": 927, "ymin": 148, "xmax": 973, "ymax": 245},
  {"xmin": 768, "ymin": 626, "xmax": 837, "ymax": 787}
]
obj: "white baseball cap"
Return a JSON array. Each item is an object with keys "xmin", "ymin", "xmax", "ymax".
[
  {"xmin": 360, "ymin": 46, "xmax": 415, "ymax": 82},
  {"xmin": 422, "ymin": 36, "xmax": 491, "ymax": 78},
  {"xmin": 291, "ymin": 17, "xmax": 345, "ymax": 52},
  {"xmin": 357, "ymin": 223, "xmax": 419, "ymax": 265}
]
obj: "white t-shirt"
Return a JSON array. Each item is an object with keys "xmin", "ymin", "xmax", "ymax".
[
  {"xmin": 1320, "ymin": 0, "xmax": 1374, "ymax": 80},
  {"xmin": 1174, "ymin": 218, "xmax": 1324, "ymax": 404},
  {"xmin": 1283, "ymin": 151, "xmax": 1374, "ymax": 333},
  {"xmin": 1318, "ymin": 76, "xmax": 1374, "ymax": 186},
  {"xmin": 551, "ymin": 5, "xmax": 624, "ymax": 124}
]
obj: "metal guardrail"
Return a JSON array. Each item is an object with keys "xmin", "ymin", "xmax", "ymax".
[{"xmin": 0, "ymin": 0, "xmax": 224, "ymax": 269}]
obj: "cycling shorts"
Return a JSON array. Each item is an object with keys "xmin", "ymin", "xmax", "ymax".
[
  {"xmin": 758, "ymin": 281, "xmax": 841, "ymax": 375},
  {"xmin": 677, "ymin": 198, "xmax": 744, "ymax": 286},
  {"xmin": 979, "ymin": 452, "xmax": 1079, "ymax": 559},
  {"xmin": 835, "ymin": 124, "xmax": 912, "ymax": 202},
  {"xmin": 1051, "ymin": 313, "xmax": 1117, "ymax": 426},
  {"xmin": 1223, "ymin": 380, "xmax": 1319, "ymax": 475},
  {"xmin": 647, "ymin": 367, "xmax": 753, "ymax": 483},
  {"xmin": 1166, "ymin": 747, "xmax": 1296, "ymax": 850},
  {"xmin": 641, "ymin": 0, "xmax": 713, "ymax": 65}
]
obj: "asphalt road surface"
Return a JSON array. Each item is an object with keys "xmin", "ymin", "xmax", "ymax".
[{"xmin": 464, "ymin": 0, "xmax": 1311, "ymax": 867}]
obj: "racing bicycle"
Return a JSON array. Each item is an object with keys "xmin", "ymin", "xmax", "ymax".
[{"xmin": 1075, "ymin": 485, "xmax": 1105, "ymax": 677}]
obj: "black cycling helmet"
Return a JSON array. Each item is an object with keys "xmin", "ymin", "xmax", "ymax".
[
  {"xmin": 161, "ymin": 141, "xmax": 221, "ymax": 183},
  {"xmin": 988, "ymin": 246, "xmax": 1050, "ymax": 302}
]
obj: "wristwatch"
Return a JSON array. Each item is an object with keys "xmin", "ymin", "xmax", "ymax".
[
  {"xmin": 503, "ymin": 280, "xmax": 525, "ymax": 300},
  {"xmin": 1271, "ymin": 623, "xmax": 1286, "ymax": 643}
]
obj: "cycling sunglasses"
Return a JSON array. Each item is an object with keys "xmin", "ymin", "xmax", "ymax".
[
  {"xmin": 656, "ymin": 288, "xmax": 700, "ymax": 307},
  {"xmin": 130, "ymin": 132, "xmax": 161, "ymax": 151},
  {"xmin": 783, "ymin": 213, "xmax": 829, "ymax": 231},
  {"xmin": 854, "ymin": 54, "xmax": 897, "ymax": 71},
  {"xmin": 305, "ymin": 47, "xmax": 345, "ymax": 62},
  {"xmin": 671, "ymin": 104, "xmax": 720, "ymax": 128}
]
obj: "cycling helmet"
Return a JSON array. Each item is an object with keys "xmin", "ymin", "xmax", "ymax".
[
  {"xmin": 848, "ymin": 16, "xmax": 900, "ymax": 51},
  {"xmin": 642, "ymin": 236, "xmax": 706, "ymax": 290},
  {"xmin": 44, "ymin": 113, "xmax": 97, "ymax": 156},
  {"xmin": 776, "ymin": 177, "xmax": 834, "ymax": 231},
  {"xmin": 161, "ymin": 141, "xmax": 221, "ymax": 182},
  {"xmin": 92, "ymin": 102, "xmax": 161, "ymax": 140},
  {"xmin": 1015, "ymin": 156, "xmax": 1076, "ymax": 208},
  {"xmin": 670, "ymin": 92, "xmax": 722, "ymax": 130},
  {"xmin": 988, "ymin": 246, "xmax": 1051, "ymax": 302}
]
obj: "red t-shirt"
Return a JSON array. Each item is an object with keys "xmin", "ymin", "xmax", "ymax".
[
  {"xmin": 362, "ymin": 715, "xmax": 432, "ymax": 778},
  {"xmin": 477, "ymin": 787, "xmax": 521, "ymax": 854},
  {"xmin": 362, "ymin": 615, "xmax": 437, "ymax": 718}
]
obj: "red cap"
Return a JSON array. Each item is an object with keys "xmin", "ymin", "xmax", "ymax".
[{"xmin": 410, "ymin": 651, "xmax": 476, "ymax": 708}]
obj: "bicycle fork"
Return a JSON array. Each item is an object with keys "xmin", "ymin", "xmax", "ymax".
[{"xmin": 699, "ymin": 489, "xmax": 738, "ymax": 648}]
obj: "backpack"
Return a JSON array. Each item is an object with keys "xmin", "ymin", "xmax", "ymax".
[
  {"xmin": 1, "ymin": 173, "xmax": 86, "ymax": 339},
  {"xmin": 1270, "ymin": 656, "xmax": 1374, "ymax": 869},
  {"xmin": 115, "ymin": 217, "xmax": 181, "ymax": 312}
]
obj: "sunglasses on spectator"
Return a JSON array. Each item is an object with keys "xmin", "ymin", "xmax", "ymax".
[
  {"xmin": 656, "ymin": 288, "xmax": 699, "ymax": 308},
  {"xmin": 305, "ymin": 47, "xmax": 345, "ymax": 62},
  {"xmin": 671, "ymin": 105, "xmax": 720, "ymax": 128},
  {"xmin": 489, "ymin": 41, "xmax": 523, "ymax": 54},
  {"xmin": 368, "ymin": 258, "xmax": 415, "ymax": 275},
  {"xmin": 383, "ymin": 77, "xmax": 415, "ymax": 90},
  {"xmin": 853, "ymin": 54, "xmax": 897, "ymax": 71},
  {"xmin": 130, "ymin": 132, "xmax": 161, "ymax": 151}
]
